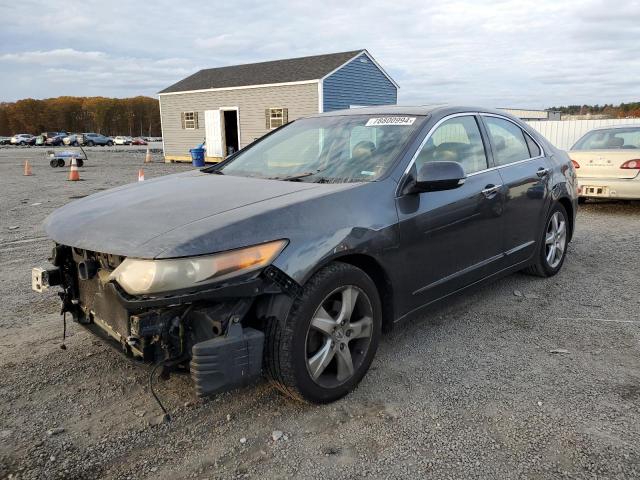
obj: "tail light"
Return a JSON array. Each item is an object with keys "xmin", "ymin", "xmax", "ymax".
[
  {"xmin": 620, "ymin": 159, "xmax": 640, "ymax": 169},
  {"xmin": 570, "ymin": 159, "xmax": 580, "ymax": 169}
]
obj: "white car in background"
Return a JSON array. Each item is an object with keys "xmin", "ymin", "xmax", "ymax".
[
  {"xmin": 570, "ymin": 125, "xmax": 640, "ymax": 202},
  {"xmin": 113, "ymin": 136, "xmax": 132, "ymax": 145}
]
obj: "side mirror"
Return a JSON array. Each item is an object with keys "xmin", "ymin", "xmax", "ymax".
[{"xmin": 409, "ymin": 161, "xmax": 466, "ymax": 193}]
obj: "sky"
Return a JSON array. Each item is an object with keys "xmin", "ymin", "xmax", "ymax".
[{"xmin": 0, "ymin": 0, "xmax": 639, "ymax": 109}]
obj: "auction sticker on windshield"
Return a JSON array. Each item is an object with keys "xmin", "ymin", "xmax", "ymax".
[{"xmin": 365, "ymin": 117, "xmax": 416, "ymax": 127}]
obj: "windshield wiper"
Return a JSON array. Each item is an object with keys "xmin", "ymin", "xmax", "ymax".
[{"xmin": 270, "ymin": 167, "xmax": 328, "ymax": 182}]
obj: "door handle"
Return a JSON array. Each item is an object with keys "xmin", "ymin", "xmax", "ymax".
[
  {"xmin": 481, "ymin": 184, "xmax": 501, "ymax": 198},
  {"xmin": 536, "ymin": 167, "xmax": 550, "ymax": 177}
]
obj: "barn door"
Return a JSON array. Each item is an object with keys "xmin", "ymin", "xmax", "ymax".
[{"xmin": 204, "ymin": 109, "xmax": 223, "ymax": 158}]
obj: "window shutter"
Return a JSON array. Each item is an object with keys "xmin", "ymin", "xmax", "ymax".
[
  {"xmin": 194, "ymin": 112, "xmax": 199, "ymax": 129},
  {"xmin": 180, "ymin": 112, "xmax": 185, "ymax": 129},
  {"xmin": 283, "ymin": 108, "xmax": 288, "ymax": 124},
  {"xmin": 265, "ymin": 109, "xmax": 271, "ymax": 129}
]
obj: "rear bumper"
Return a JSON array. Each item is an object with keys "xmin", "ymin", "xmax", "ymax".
[{"xmin": 578, "ymin": 177, "xmax": 640, "ymax": 199}]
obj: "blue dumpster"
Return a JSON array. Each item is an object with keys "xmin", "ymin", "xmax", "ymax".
[{"xmin": 189, "ymin": 145, "xmax": 206, "ymax": 167}]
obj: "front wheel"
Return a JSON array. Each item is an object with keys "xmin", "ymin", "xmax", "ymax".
[
  {"xmin": 265, "ymin": 262, "xmax": 382, "ymax": 403},
  {"xmin": 106, "ymin": 141, "xmax": 113, "ymax": 146},
  {"xmin": 524, "ymin": 203, "xmax": 569, "ymax": 277},
  {"xmin": 86, "ymin": 140, "xmax": 94, "ymax": 146}
]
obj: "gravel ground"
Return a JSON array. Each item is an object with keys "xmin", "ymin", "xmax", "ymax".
[{"xmin": 0, "ymin": 147, "xmax": 639, "ymax": 479}]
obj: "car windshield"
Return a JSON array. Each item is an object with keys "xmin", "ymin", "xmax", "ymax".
[
  {"xmin": 572, "ymin": 127, "xmax": 640, "ymax": 150},
  {"xmin": 214, "ymin": 114, "xmax": 426, "ymax": 182}
]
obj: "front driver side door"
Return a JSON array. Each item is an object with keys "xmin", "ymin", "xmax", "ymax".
[{"xmin": 396, "ymin": 114, "xmax": 505, "ymax": 315}]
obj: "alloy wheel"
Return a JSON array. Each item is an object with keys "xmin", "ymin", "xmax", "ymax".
[
  {"xmin": 305, "ymin": 285, "xmax": 374, "ymax": 388},
  {"xmin": 545, "ymin": 211, "xmax": 567, "ymax": 268}
]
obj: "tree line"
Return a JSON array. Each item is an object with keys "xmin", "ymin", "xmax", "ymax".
[
  {"xmin": 548, "ymin": 102, "xmax": 640, "ymax": 118},
  {"xmin": 0, "ymin": 96, "xmax": 161, "ymax": 137}
]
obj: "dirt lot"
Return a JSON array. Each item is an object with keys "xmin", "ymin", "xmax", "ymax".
[{"xmin": 1, "ymin": 147, "xmax": 639, "ymax": 479}]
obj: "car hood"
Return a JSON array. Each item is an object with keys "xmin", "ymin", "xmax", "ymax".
[{"xmin": 44, "ymin": 170, "xmax": 355, "ymax": 259}]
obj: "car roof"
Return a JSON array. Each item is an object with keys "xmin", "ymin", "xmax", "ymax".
[{"xmin": 312, "ymin": 104, "xmax": 518, "ymax": 119}]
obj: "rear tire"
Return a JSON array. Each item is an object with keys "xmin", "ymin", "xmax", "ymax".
[
  {"xmin": 57, "ymin": 158, "xmax": 65, "ymax": 167},
  {"xmin": 524, "ymin": 203, "xmax": 569, "ymax": 277},
  {"xmin": 264, "ymin": 262, "xmax": 382, "ymax": 404},
  {"xmin": 86, "ymin": 141, "xmax": 94, "ymax": 146},
  {"xmin": 106, "ymin": 141, "xmax": 113, "ymax": 146}
]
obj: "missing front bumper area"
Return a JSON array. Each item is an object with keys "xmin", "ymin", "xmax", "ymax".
[{"xmin": 33, "ymin": 247, "xmax": 297, "ymax": 397}]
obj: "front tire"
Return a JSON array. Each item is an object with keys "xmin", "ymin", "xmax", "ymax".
[
  {"xmin": 106, "ymin": 141, "xmax": 113, "ymax": 146},
  {"xmin": 265, "ymin": 262, "xmax": 382, "ymax": 403},
  {"xmin": 86, "ymin": 140, "xmax": 94, "ymax": 146},
  {"xmin": 524, "ymin": 203, "xmax": 569, "ymax": 277}
]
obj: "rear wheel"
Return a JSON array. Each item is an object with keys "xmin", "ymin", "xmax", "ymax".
[
  {"xmin": 57, "ymin": 158, "xmax": 65, "ymax": 167},
  {"xmin": 524, "ymin": 203, "xmax": 569, "ymax": 277},
  {"xmin": 50, "ymin": 159, "xmax": 58, "ymax": 168},
  {"xmin": 106, "ymin": 141, "xmax": 113, "ymax": 146},
  {"xmin": 265, "ymin": 262, "xmax": 382, "ymax": 403},
  {"xmin": 86, "ymin": 140, "xmax": 94, "ymax": 146}
]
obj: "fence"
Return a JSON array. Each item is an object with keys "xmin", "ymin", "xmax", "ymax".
[{"xmin": 525, "ymin": 119, "xmax": 640, "ymax": 150}]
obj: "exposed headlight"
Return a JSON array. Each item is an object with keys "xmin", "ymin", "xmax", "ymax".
[{"xmin": 109, "ymin": 240, "xmax": 287, "ymax": 295}]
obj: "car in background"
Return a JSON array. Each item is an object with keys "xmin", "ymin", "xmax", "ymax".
[
  {"xmin": 570, "ymin": 125, "xmax": 640, "ymax": 201},
  {"xmin": 63, "ymin": 134, "xmax": 81, "ymax": 146},
  {"xmin": 46, "ymin": 132, "xmax": 69, "ymax": 146},
  {"xmin": 0, "ymin": 136, "xmax": 11, "ymax": 145},
  {"xmin": 39, "ymin": 131, "xmax": 68, "ymax": 146},
  {"xmin": 10, "ymin": 134, "xmax": 36, "ymax": 146},
  {"xmin": 82, "ymin": 133, "xmax": 114, "ymax": 147},
  {"xmin": 113, "ymin": 136, "xmax": 131, "ymax": 145},
  {"xmin": 131, "ymin": 137, "xmax": 147, "ymax": 145}
]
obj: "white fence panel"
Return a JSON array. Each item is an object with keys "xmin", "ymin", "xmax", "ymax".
[{"xmin": 525, "ymin": 119, "xmax": 640, "ymax": 150}]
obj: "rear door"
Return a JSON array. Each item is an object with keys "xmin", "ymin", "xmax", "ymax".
[{"xmin": 480, "ymin": 114, "xmax": 551, "ymax": 265}]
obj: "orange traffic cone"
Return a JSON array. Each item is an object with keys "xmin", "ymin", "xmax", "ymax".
[
  {"xmin": 68, "ymin": 159, "xmax": 80, "ymax": 181},
  {"xmin": 144, "ymin": 148, "xmax": 152, "ymax": 163},
  {"xmin": 23, "ymin": 160, "xmax": 33, "ymax": 176},
  {"xmin": 138, "ymin": 168, "xmax": 145, "ymax": 182}
]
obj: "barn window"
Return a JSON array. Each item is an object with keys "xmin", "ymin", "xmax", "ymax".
[
  {"xmin": 181, "ymin": 111, "xmax": 198, "ymax": 129},
  {"xmin": 266, "ymin": 108, "xmax": 288, "ymax": 129}
]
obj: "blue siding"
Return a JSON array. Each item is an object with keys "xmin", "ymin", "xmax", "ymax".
[{"xmin": 323, "ymin": 53, "xmax": 397, "ymax": 112}]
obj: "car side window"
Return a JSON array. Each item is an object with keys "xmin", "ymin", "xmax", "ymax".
[
  {"xmin": 525, "ymin": 133, "xmax": 541, "ymax": 157},
  {"xmin": 484, "ymin": 117, "xmax": 532, "ymax": 166},
  {"xmin": 415, "ymin": 116, "xmax": 488, "ymax": 175}
]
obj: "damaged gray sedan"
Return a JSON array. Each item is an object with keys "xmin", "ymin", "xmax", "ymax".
[{"xmin": 33, "ymin": 106, "xmax": 578, "ymax": 404}]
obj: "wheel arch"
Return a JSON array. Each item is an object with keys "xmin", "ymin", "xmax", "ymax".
[
  {"xmin": 556, "ymin": 196, "xmax": 575, "ymax": 242},
  {"xmin": 325, "ymin": 253, "xmax": 395, "ymax": 333}
]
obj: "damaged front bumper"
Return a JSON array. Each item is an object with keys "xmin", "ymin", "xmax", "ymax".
[{"xmin": 32, "ymin": 245, "xmax": 298, "ymax": 397}]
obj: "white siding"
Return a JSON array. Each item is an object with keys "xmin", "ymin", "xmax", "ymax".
[
  {"xmin": 525, "ymin": 119, "xmax": 640, "ymax": 150},
  {"xmin": 501, "ymin": 108, "xmax": 549, "ymax": 120},
  {"xmin": 159, "ymin": 82, "xmax": 319, "ymax": 158}
]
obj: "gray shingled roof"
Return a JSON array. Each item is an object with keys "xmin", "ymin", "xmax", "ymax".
[{"xmin": 159, "ymin": 50, "xmax": 364, "ymax": 94}]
